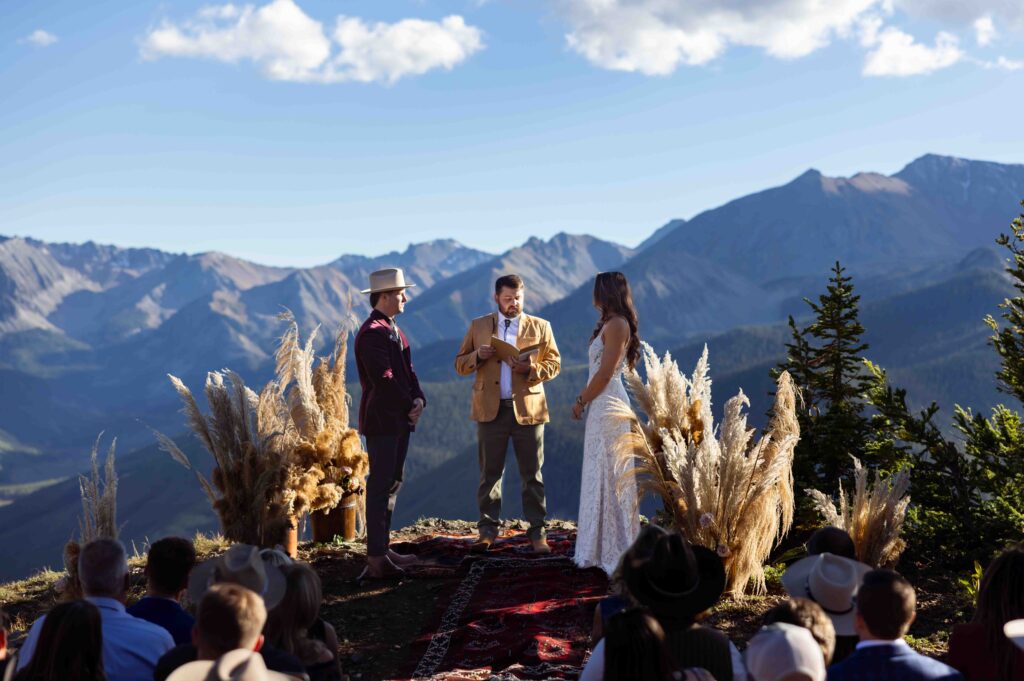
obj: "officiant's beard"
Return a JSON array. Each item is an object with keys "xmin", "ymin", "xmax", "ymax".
[{"xmin": 499, "ymin": 302, "xmax": 521, "ymax": 319}]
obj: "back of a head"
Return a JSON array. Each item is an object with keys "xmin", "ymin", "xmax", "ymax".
[
  {"xmin": 264, "ymin": 563, "xmax": 325, "ymax": 661},
  {"xmin": 974, "ymin": 544, "xmax": 1024, "ymax": 681},
  {"xmin": 146, "ymin": 537, "xmax": 197, "ymax": 596},
  {"xmin": 762, "ymin": 598, "xmax": 836, "ymax": 665},
  {"xmin": 603, "ymin": 608, "xmax": 675, "ymax": 681},
  {"xmin": 611, "ymin": 524, "xmax": 668, "ymax": 589},
  {"xmin": 745, "ymin": 623, "xmax": 826, "ymax": 681},
  {"xmin": 78, "ymin": 538, "xmax": 128, "ymax": 599},
  {"xmin": 196, "ymin": 583, "xmax": 267, "ymax": 659},
  {"xmin": 18, "ymin": 600, "xmax": 104, "ymax": 681},
  {"xmin": 806, "ymin": 527, "xmax": 857, "ymax": 561},
  {"xmin": 856, "ymin": 569, "xmax": 916, "ymax": 640}
]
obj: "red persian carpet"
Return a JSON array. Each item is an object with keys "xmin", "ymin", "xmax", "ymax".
[{"xmin": 393, "ymin": 530, "xmax": 608, "ymax": 681}]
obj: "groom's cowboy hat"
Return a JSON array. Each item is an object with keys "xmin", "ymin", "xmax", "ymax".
[
  {"xmin": 623, "ymin": 531, "xmax": 726, "ymax": 620},
  {"xmin": 361, "ymin": 268, "xmax": 416, "ymax": 295},
  {"xmin": 782, "ymin": 552, "xmax": 871, "ymax": 636},
  {"xmin": 187, "ymin": 544, "xmax": 287, "ymax": 610}
]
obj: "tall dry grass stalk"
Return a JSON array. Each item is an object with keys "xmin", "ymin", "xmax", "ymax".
[
  {"xmin": 154, "ymin": 371, "xmax": 292, "ymax": 547},
  {"xmin": 615, "ymin": 344, "xmax": 799, "ymax": 596},
  {"xmin": 274, "ymin": 310, "xmax": 368, "ymax": 533},
  {"xmin": 64, "ymin": 434, "xmax": 120, "ymax": 599},
  {"xmin": 806, "ymin": 457, "xmax": 910, "ymax": 568}
]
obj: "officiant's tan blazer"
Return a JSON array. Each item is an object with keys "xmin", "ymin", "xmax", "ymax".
[{"xmin": 454, "ymin": 312, "xmax": 560, "ymax": 425}]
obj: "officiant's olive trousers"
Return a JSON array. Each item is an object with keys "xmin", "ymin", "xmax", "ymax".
[{"xmin": 477, "ymin": 401, "xmax": 546, "ymax": 540}]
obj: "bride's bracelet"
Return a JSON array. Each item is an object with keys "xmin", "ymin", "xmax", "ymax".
[{"xmin": 575, "ymin": 395, "xmax": 586, "ymax": 409}]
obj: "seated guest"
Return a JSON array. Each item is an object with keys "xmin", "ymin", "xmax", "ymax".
[
  {"xmin": 580, "ymin": 608, "xmax": 676, "ymax": 681},
  {"xmin": 581, "ymin": 531, "xmax": 734, "ymax": 681},
  {"xmin": 763, "ymin": 598, "xmax": 836, "ymax": 665},
  {"xmin": 592, "ymin": 524, "xmax": 667, "ymax": 642},
  {"xmin": 745, "ymin": 623, "xmax": 826, "ymax": 681},
  {"xmin": 827, "ymin": 569, "xmax": 963, "ymax": 681},
  {"xmin": 805, "ymin": 528, "xmax": 857, "ymax": 561},
  {"xmin": 166, "ymin": 584, "xmax": 298, "ymax": 681},
  {"xmin": 264, "ymin": 563, "xmax": 342, "ymax": 681},
  {"xmin": 12, "ymin": 600, "xmax": 105, "ymax": 681},
  {"xmin": 127, "ymin": 537, "xmax": 197, "ymax": 645},
  {"xmin": 1006, "ymin": 619, "xmax": 1024, "ymax": 651},
  {"xmin": 0, "ymin": 608, "xmax": 10, "ymax": 678},
  {"xmin": 16, "ymin": 539, "xmax": 174, "ymax": 681},
  {"xmin": 782, "ymin": 552, "xmax": 869, "ymax": 665},
  {"xmin": 948, "ymin": 544, "xmax": 1024, "ymax": 681},
  {"xmin": 154, "ymin": 544, "xmax": 304, "ymax": 681}
]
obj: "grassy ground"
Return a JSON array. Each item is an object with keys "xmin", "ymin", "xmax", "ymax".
[{"xmin": 0, "ymin": 520, "xmax": 967, "ymax": 681}]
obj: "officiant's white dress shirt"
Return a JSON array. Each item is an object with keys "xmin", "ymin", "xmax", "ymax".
[{"xmin": 497, "ymin": 310, "xmax": 520, "ymax": 400}]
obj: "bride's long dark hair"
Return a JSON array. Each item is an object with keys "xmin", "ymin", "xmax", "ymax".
[{"xmin": 591, "ymin": 271, "xmax": 641, "ymax": 370}]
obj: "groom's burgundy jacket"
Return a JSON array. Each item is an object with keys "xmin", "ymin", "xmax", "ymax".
[{"xmin": 354, "ymin": 309, "xmax": 426, "ymax": 436}]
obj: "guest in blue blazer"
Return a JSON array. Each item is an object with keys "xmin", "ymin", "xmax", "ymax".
[{"xmin": 827, "ymin": 569, "xmax": 963, "ymax": 681}]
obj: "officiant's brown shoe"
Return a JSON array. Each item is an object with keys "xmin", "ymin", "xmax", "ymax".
[
  {"xmin": 470, "ymin": 536, "xmax": 494, "ymax": 553},
  {"xmin": 531, "ymin": 537, "xmax": 552, "ymax": 554}
]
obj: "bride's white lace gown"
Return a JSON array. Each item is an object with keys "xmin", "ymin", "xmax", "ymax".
[{"xmin": 573, "ymin": 327, "xmax": 639, "ymax": 575}]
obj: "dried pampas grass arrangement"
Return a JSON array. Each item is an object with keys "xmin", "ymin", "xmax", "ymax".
[
  {"xmin": 616, "ymin": 344, "xmax": 800, "ymax": 595},
  {"xmin": 155, "ymin": 371, "xmax": 292, "ymax": 547},
  {"xmin": 63, "ymin": 434, "xmax": 120, "ymax": 600},
  {"xmin": 274, "ymin": 310, "xmax": 368, "ymax": 533},
  {"xmin": 806, "ymin": 456, "xmax": 910, "ymax": 568}
]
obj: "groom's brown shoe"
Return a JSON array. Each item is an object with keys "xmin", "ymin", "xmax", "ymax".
[
  {"xmin": 470, "ymin": 536, "xmax": 494, "ymax": 553},
  {"xmin": 387, "ymin": 548, "xmax": 418, "ymax": 566},
  {"xmin": 359, "ymin": 555, "xmax": 406, "ymax": 580},
  {"xmin": 531, "ymin": 537, "xmax": 552, "ymax": 554}
]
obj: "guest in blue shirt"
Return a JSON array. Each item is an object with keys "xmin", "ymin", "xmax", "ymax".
[
  {"xmin": 127, "ymin": 537, "xmax": 197, "ymax": 645},
  {"xmin": 17, "ymin": 539, "xmax": 175, "ymax": 681},
  {"xmin": 827, "ymin": 569, "xmax": 962, "ymax": 681}
]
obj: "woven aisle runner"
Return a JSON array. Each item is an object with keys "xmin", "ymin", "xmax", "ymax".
[{"xmin": 393, "ymin": 531, "xmax": 607, "ymax": 681}]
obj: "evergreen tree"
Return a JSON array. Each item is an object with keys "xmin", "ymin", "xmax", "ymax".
[{"xmin": 775, "ymin": 262, "xmax": 875, "ymax": 490}]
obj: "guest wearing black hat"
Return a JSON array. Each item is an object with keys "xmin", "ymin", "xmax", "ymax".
[{"xmin": 580, "ymin": 529, "xmax": 733, "ymax": 681}]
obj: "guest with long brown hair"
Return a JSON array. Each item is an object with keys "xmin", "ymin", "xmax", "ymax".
[
  {"xmin": 948, "ymin": 544, "xmax": 1024, "ymax": 681},
  {"xmin": 263, "ymin": 563, "xmax": 341, "ymax": 681},
  {"xmin": 573, "ymin": 271, "xmax": 643, "ymax": 575},
  {"xmin": 14, "ymin": 600, "xmax": 105, "ymax": 681}
]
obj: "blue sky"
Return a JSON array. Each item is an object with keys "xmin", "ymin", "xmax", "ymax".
[{"xmin": 2, "ymin": 0, "xmax": 1023, "ymax": 266}]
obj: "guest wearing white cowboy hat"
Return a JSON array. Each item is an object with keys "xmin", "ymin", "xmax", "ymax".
[
  {"xmin": 1007, "ymin": 619, "xmax": 1024, "ymax": 651},
  {"xmin": 745, "ymin": 623, "xmax": 826, "ymax": 681},
  {"xmin": 782, "ymin": 552, "xmax": 870, "ymax": 664},
  {"xmin": 154, "ymin": 546, "xmax": 304, "ymax": 681}
]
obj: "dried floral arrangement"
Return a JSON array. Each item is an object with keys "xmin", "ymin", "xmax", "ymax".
[
  {"xmin": 273, "ymin": 311, "xmax": 368, "ymax": 533},
  {"xmin": 63, "ymin": 434, "xmax": 120, "ymax": 600},
  {"xmin": 154, "ymin": 371, "xmax": 293, "ymax": 547},
  {"xmin": 614, "ymin": 344, "xmax": 800, "ymax": 595},
  {"xmin": 806, "ymin": 456, "xmax": 911, "ymax": 568}
]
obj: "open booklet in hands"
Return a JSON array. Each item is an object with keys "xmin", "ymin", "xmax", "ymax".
[{"xmin": 490, "ymin": 336, "xmax": 541, "ymax": 362}]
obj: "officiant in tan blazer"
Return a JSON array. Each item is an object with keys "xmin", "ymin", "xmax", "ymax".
[{"xmin": 454, "ymin": 274, "xmax": 561, "ymax": 553}]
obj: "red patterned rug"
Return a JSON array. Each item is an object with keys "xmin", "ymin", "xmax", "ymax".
[{"xmin": 392, "ymin": 531, "xmax": 607, "ymax": 681}]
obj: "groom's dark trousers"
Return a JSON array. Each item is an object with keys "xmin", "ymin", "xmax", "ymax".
[{"xmin": 355, "ymin": 308, "xmax": 425, "ymax": 558}]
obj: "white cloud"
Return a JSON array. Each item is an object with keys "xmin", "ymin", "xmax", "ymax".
[
  {"xmin": 19, "ymin": 29, "xmax": 58, "ymax": 47},
  {"xmin": 976, "ymin": 55, "xmax": 1024, "ymax": 70},
  {"xmin": 862, "ymin": 26, "xmax": 963, "ymax": 75},
  {"xmin": 559, "ymin": 0, "xmax": 882, "ymax": 75},
  {"xmin": 973, "ymin": 14, "xmax": 996, "ymax": 46},
  {"xmin": 140, "ymin": 0, "xmax": 483, "ymax": 84}
]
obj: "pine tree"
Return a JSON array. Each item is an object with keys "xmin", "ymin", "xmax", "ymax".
[{"xmin": 776, "ymin": 262, "xmax": 874, "ymax": 489}]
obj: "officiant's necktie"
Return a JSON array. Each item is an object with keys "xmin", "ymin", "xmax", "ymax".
[{"xmin": 503, "ymin": 317, "xmax": 511, "ymax": 341}]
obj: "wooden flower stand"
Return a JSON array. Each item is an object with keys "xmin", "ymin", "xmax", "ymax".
[{"xmin": 310, "ymin": 492, "xmax": 358, "ymax": 542}]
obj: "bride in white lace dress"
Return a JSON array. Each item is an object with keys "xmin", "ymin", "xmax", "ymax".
[{"xmin": 572, "ymin": 272, "xmax": 640, "ymax": 575}]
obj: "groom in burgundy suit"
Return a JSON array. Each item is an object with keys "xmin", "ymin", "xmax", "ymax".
[{"xmin": 355, "ymin": 268, "xmax": 426, "ymax": 579}]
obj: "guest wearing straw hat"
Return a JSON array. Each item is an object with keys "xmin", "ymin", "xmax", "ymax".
[
  {"xmin": 355, "ymin": 268, "xmax": 426, "ymax": 579},
  {"xmin": 782, "ymin": 552, "xmax": 870, "ymax": 664}
]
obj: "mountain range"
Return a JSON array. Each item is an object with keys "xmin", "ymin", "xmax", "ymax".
[{"xmin": 1, "ymin": 153, "xmax": 1023, "ymax": 580}]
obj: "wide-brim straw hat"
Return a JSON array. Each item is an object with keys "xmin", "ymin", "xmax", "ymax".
[
  {"xmin": 1007, "ymin": 619, "xmax": 1024, "ymax": 651},
  {"xmin": 187, "ymin": 544, "xmax": 287, "ymax": 610},
  {"xmin": 361, "ymin": 268, "xmax": 416, "ymax": 294},
  {"xmin": 782, "ymin": 552, "xmax": 871, "ymax": 636},
  {"xmin": 167, "ymin": 649, "xmax": 294, "ymax": 681},
  {"xmin": 623, "ymin": 532, "xmax": 726, "ymax": 621}
]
